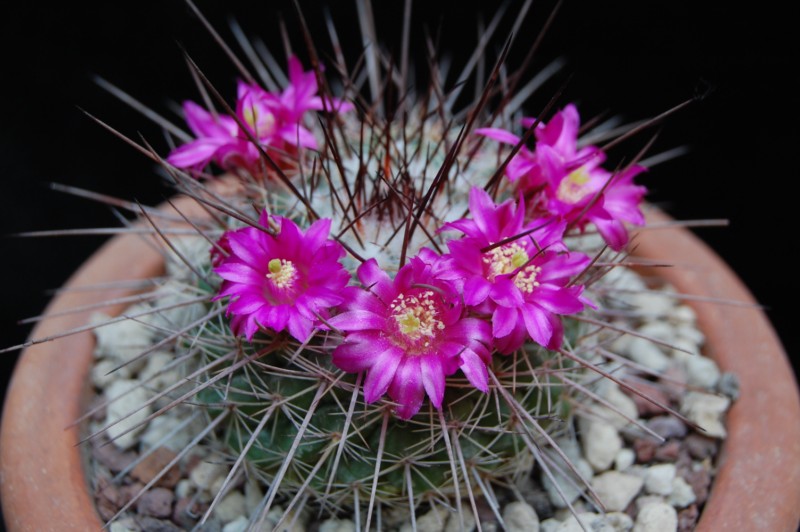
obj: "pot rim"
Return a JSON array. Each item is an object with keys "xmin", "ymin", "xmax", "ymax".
[{"xmin": 2, "ymin": 203, "xmax": 799, "ymax": 531}]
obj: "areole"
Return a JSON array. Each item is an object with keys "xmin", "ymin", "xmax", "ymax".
[{"xmin": 1, "ymin": 200, "xmax": 799, "ymax": 531}]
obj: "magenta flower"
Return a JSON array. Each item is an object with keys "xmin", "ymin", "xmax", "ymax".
[
  {"xmin": 329, "ymin": 254, "xmax": 492, "ymax": 419},
  {"xmin": 443, "ymin": 187, "xmax": 591, "ymax": 353},
  {"xmin": 165, "ymin": 101, "xmax": 240, "ymax": 170},
  {"xmin": 537, "ymin": 143, "xmax": 647, "ymax": 250},
  {"xmin": 474, "ymin": 126, "xmax": 547, "ymax": 191},
  {"xmin": 476, "ymin": 104, "xmax": 648, "ymax": 251},
  {"xmin": 214, "ymin": 211, "xmax": 350, "ymax": 342},
  {"xmin": 167, "ymin": 55, "xmax": 352, "ymax": 174}
]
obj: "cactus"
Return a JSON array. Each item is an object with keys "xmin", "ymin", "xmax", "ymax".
[{"xmin": 65, "ymin": 2, "xmax": 698, "ymax": 530}]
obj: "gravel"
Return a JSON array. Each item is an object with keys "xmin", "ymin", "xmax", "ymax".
[{"xmin": 87, "ymin": 268, "xmax": 733, "ymax": 531}]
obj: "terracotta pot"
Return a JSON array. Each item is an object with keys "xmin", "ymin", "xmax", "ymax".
[{"xmin": 2, "ymin": 204, "xmax": 799, "ymax": 531}]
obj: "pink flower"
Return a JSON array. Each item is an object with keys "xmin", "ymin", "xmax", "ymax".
[
  {"xmin": 167, "ymin": 55, "xmax": 352, "ymax": 174},
  {"xmin": 214, "ymin": 211, "xmax": 349, "ymax": 342},
  {"xmin": 474, "ymin": 127, "xmax": 547, "ymax": 191},
  {"xmin": 234, "ymin": 77, "xmax": 317, "ymax": 154},
  {"xmin": 477, "ymin": 104, "xmax": 648, "ymax": 251},
  {"xmin": 444, "ymin": 187, "xmax": 591, "ymax": 353},
  {"xmin": 165, "ymin": 101, "xmax": 240, "ymax": 170},
  {"xmin": 537, "ymin": 143, "xmax": 647, "ymax": 250},
  {"xmin": 329, "ymin": 253, "xmax": 492, "ymax": 419}
]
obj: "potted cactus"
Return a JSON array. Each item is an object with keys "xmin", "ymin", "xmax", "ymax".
[{"xmin": 2, "ymin": 2, "xmax": 799, "ymax": 532}]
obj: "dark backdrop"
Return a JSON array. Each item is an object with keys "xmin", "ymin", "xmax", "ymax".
[{"xmin": 1, "ymin": 1, "xmax": 797, "ymax": 526}]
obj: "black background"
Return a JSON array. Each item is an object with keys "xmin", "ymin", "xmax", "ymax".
[{"xmin": 1, "ymin": 1, "xmax": 797, "ymax": 527}]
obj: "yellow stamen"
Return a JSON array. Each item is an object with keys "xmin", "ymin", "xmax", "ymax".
[
  {"xmin": 391, "ymin": 291, "xmax": 444, "ymax": 343},
  {"xmin": 483, "ymin": 243, "xmax": 530, "ymax": 281},
  {"xmin": 266, "ymin": 258, "xmax": 297, "ymax": 288},
  {"xmin": 556, "ymin": 166, "xmax": 592, "ymax": 204},
  {"xmin": 483, "ymin": 242, "xmax": 541, "ymax": 293},
  {"xmin": 513, "ymin": 265, "xmax": 542, "ymax": 293}
]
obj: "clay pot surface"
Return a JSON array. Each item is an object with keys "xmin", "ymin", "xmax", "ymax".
[{"xmin": 2, "ymin": 204, "xmax": 799, "ymax": 531}]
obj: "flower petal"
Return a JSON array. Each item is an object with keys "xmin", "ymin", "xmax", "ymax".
[
  {"xmin": 389, "ymin": 358, "xmax": 426, "ymax": 419},
  {"xmin": 420, "ymin": 355, "xmax": 446, "ymax": 409},
  {"xmin": 459, "ymin": 350, "xmax": 489, "ymax": 393},
  {"xmin": 363, "ymin": 347, "xmax": 403, "ymax": 403}
]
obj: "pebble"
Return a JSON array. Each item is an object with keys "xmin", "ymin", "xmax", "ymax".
[
  {"xmin": 685, "ymin": 356, "xmax": 720, "ymax": 389},
  {"xmin": 399, "ymin": 506, "xmax": 449, "ymax": 532},
  {"xmin": 635, "ymin": 495, "xmax": 665, "ymax": 512},
  {"xmin": 95, "ymin": 479, "xmax": 123, "ymax": 522},
  {"xmin": 591, "ymin": 471, "xmax": 644, "ymax": 512},
  {"xmin": 680, "ymin": 392, "xmax": 730, "ymax": 438},
  {"xmin": 626, "ymin": 337, "xmax": 671, "ymax": 372},
  {"xmin": 175, "ymin": 479, "xmax": 194, "ymax": 499},
  {"xmin": 190, "ymin": 461, "xmax": 228, "ymax": 491},
  {"xmin": 683, "ymin": 434, "xmax": 718, "ymax": 460},
  {"xmin": 637, "ymin": 322, "xmax": 676, "ymax": 343},
  {"xmin": 91, "ymin": 309, "xmax": 155, "ymax": 372},
  {"xmin": 317, "ymin": 518, "xmax": 357, "ymax": 532},
  {"xmin": 682, "ymin": 466, "xmax": 711, "ymax": 505},
  {"xmin": 554, "ymin": 512, "xmax": 615, "ymax": 532},
  {"xmin": 105, "ymin": 379, "xmax": 153, "ymax": 450},
  {"xmin": 603, "ymin": 266, "xmax": 647, "ymax": 292},
  {"xmin": 667, "ymin": 477, "xmax": 696, "ymax": 508},
  {"xmin": 625, "ymin": 381, "xmax": 670, "ymax": 417},
  {"xmin": 606, "ymin": 512, "xmax": 634, "ymax": 531},
  {"xmin": 263, "ymin": 506, "xmax": 306, "ymax": 532},
  {"xmin": 92, "ymin": 359, "xmax": 132, "ymax": 389},
  {"xmin": 150, "ymin": 283, "xmax": 207, "ymax": 331},
  {"xmin": 580, "ymin": 420, "xmax": 623, "ymax": 472},
  {"xmin": 214, "ymin": 492, "xmax": 247, "ymax": 524},
  {"xmin": 446, "ymin": 509, "xmax": 476, "ymax": 532},
  {"xmin": 633, "ymin": 438, "xmax": 658, "ymax": 463},
  {"xmin": 601, "ymin": 384, "xmax": 640, "ymax": 430},
  {"xmin": 222, "ymin": 516, "xmax": 250, "ymax": 532},
  {"xmin": 633, "ymin": 501, "xmax": 677, "ymax": 531},
  {"xmin": 173, "ymin": 496, "xmax": 206, "ymax": 529},
  {"xmin": 137, "ymin": 487, "xmax": 175, "ymax": 518},
  {"xmin": 630, "ymin": 292, "xmax": 675, "ymax": 317},
  {"xmin": 540, "ymin": 518, "xmax": 560, "ymax": 532},
  {"xmin": 677, "ymin": 504, "xmax": 699, "ymax": 531},
  {"xmin": 132, "ymin": 446, "xmax": 181, "ymax": 488},
  {"xmin": 139, "ymin": 351, "xmax": 181, "ymax": 391},
  {"xmin": 668, "ymin": 305, "xmax": 696, "ymax": 326},
  {"xmin": 615, "ymin": 448, "xmax": 636, "ymax": 471},
  {"xmin": 542, "ymin": 457, "xmax": 594, "ymax": 507},
  {"xmin": 644, "ymin": 464, "xmax": 676, "ymax": 495},
  {"xmin": 716, "ymin": 372, "xmax": 741, "ymax": 400},
  {"xmin": 93, "ymin": 441, "xmax": 137, "ymax": 473},
  {"xmin": 135, "ymin": 517, "xmax": 184, "ymax": 532},
  {"xmin": 653, "ymin": 440, "xmax": 681, "ymax": 463},
  {"xmin": 659, "ymin": 366, "xmax": 690, "ymax": 403},
  {"xmin": 503, "ymin": 501, "xmax": 540, "ymax": 532},
  {"xmin": 110, "ymin": 517, "xmax": 142, "ymax": 532},
  {"xmin": 675, "ymin": 323, "xmax": 705, "ymax": 347},
  {"xmin": 244, "ymin": 478, "xmax": 265, "ymax": 515},
  {"xmin": 140, "ymin": 414, "xmax": 195, "ymax": 453},
  {"xmin": 647, "ymin": 416, "xmax": 687, "ymax": 440}
]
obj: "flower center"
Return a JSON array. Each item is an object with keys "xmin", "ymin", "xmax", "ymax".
[
  {"xmin": 556, "ymin": 167, "xmax": 591, "ymax": 204},
  {"xmin": 243, "ymin": 105, "xmax": 275, "ymax": 137},
  {"xmin": 266, "ymin": 258, "xmax": 297, "ymax": 289},
  {"xmin": 484, "ymin": 243, "xmax": 530, "ymax": 281},
  {"xmin": 390, "ymin": 291, "xmax": 444, "ymax": 345}
]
